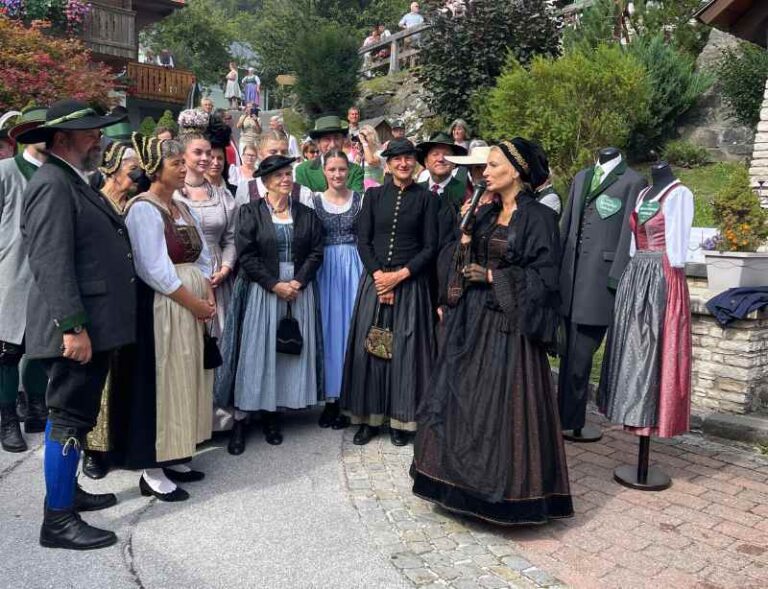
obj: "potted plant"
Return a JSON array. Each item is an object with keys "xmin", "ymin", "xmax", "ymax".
[{"xmin": 702, "ymin": 166, "xmax": 768, "ymax": 291}]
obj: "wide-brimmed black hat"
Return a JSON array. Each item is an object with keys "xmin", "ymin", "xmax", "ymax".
[
  {"xmin": 7, "ymin": 106, "xmax": 48, "ymax": 141},
  {"xmin": 308, "ymin": 115, "xmax": 348, "ymax": 140},
  {"xmin": 415, "ymin": 131, "xmax": 468, "ymax": 166},
  {"xmin": 380, "ymin": 138, "xmax": 417, "ymax": 159},
  {"xmin": 253, "ymin": 154, "xmax": 297, "ymax": 178},
  {"xmin": 15, "ymin": 99, "xmax": 127, "ymax": 144}
]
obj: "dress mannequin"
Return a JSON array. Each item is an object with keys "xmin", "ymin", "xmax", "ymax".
[
  {"xmin": 557, "ymin": 148, "xmax": 647, "ymax": 442},
  {"xmin": 598, "ymin": 160, "xmax": 694, "ymax": 490}
]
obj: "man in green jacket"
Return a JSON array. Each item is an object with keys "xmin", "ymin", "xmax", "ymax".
[{"xmin": 294, "ymin": 115, "xmax": 364, "ymax": 192}]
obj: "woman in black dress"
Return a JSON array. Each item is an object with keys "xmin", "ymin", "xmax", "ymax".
[
  {"xmin": 340, "ymin": 139, "xmax": 438, "ymax": 447},
  {"xmin": 412, "ymin": 139, "xmax": 573, "ymax": 525}
]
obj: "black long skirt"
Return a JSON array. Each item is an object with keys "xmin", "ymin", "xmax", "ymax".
[
  {"xmin": 339, "ymin": 272, "xmax": 434, "ymax": 431},
  {"xmin": 412, "ymin": 286, "xmax": 573, "ymax": 525}
]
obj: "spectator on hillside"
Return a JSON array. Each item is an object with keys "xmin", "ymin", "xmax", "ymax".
[
  {"xmin": 200, "ymin": 97, "xmax": 214, "ymax": 115},
  {"xmin": 399, "ymin": 2, "xmax": 425, "ymax": 46},
  {"xmin": 143, "ymin": 48, "xmax": 156, "ymax": 65}
]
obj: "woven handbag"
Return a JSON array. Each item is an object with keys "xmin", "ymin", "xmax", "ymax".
[{"xmin": 365, "ymin": 303, "xmax": 393, "ymax": 360}]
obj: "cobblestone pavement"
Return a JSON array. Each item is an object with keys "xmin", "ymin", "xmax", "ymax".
[{"xmin": 342, "ymin": 412, "xmax": 768, "ymax": 589}]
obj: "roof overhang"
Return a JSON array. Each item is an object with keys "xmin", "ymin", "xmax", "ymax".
[{"xmin": 696, "ymin": 0, "xmax": 768, "ymax": 47}]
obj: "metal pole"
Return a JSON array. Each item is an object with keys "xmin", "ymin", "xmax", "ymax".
[{"xmin": 637, "ymin": 435, "xmax": 650, "ymax": 484}]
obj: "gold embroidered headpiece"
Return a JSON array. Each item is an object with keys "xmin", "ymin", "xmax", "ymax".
[
  {"xmin": 99, "ymin": 141, "xmax": 135, "ymax": 176},
  {"xmin": 131, "ymin": 132, "xmax": 164, "ymax": 175},
  {"xmin": 499, "ymin": 140, "xmax": 530, "ymax": 175}
]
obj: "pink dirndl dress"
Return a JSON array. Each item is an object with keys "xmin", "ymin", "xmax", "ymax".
[{"xmin": 598, "ymin": 181, "xmax": 693, "ymax": 438}]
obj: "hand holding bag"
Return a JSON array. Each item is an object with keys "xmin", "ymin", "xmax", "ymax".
[
  {"xmin": 276, "ymin": 302, "xmax": 303, "ymax": 355},
  {"xmin": 365, "ymin": 303, "xmax": 393, "ymax": 360}
]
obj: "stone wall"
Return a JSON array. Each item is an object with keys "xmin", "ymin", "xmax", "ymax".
[
  {"xmin": 688, "ymin": 277, "xmax": 768, "ymax": 415},
  {"xmin": 749, "ymin": 78, "xmax": 768, "ymax": 204},
  {"xmin": 679, "ymin": 30, "xmax": 755, "ymax": 163}
]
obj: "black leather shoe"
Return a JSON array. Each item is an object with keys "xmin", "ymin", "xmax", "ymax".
[
  {"xmin": 353, "ymin": 425, "xmax": 379, "ymax": 446},
  {"xmin": 163, "ymin": 467, "xmax": 205, "ymax": 483},
  {"xmin": 82, "ymin": 451, "xmax": 109, "ymax": 480},
  {"xmin": 228, "ymin": 419, "xmax": 246, "ymax": 455},
  {"xmin": 74, "ymin": 485, "xmax": 117, "ymax": 512},
  {"xmin": 263, "ymin": 413, "xmax": 283, "ymax": 446},
  {"xmin": 390, "ymin": 428, "xmax": 410, "ymax": 447},
  {"xmin": 331, "ymin": 414, "xmax": 351, "ymax": 430},
  {"xmin": 24, "ymin": 397, "xmax": 47, "ymax": 434},
  {"xmin": 139, "ymin": 475, "xmax": 189, "ymax": 502},
  {"xmin": 1, "ymin": 403, "xmax": 27, "ymax": 453},
  {"xmin": 39, "ymin": 507, "xmax": 117, "ymax": 550},
  {"xmin": 318, "ymin": 403, "xmax": 339, "ymax": 428}
]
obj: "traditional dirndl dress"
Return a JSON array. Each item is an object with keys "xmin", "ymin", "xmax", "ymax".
[
  {"xmin": 311, "ymin": 192, "xmax": 364, "ymax": 399},
  {"xmin": 215, "ymin": 216, "xmax": 321, "ymax": 412},
  {"xmin": 598, "ymin": 181, "xmax": 694, "ymax": 438}
]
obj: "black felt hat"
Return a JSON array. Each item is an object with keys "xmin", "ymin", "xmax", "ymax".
[
  {"xmin": 15, "ymin": 99, "xmax": 127, "ymax": 144},
  {"xmin": 253, "ymin": 154, "xmax": 297, "ymax": 178},
  {"xmin": 415, "ymin": 131, "xmax": 468, "ymax": 166},
  {"xmin": 380, "ymin": 138, "xmax": 418, "ymax": 159}
]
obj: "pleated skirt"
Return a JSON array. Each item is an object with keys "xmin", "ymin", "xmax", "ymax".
[
  {"xmin": 215, "ymin": 263, "xmax": 322, "ymax": 412},
  {"xmin": 339, "ymin": 272, "xmax": 435, "ymax": 431},
  {"xmin": 411, "ymin": 287, "xmax": 573, "ymax": 525},
  {"xmin": 317, "ymin": 243, "xmax": 363, "ymax": 399},
  {"xmin": 598, "ymin": 251, "xmax": 692, "ymax": 438}
]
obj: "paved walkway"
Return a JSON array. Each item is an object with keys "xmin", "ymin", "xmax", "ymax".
[{"xmin": 1, "ymin": 409, "xmax": 767, "ymax": 588}]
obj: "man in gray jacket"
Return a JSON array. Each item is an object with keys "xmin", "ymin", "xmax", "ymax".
[{"xmin": 19, "ymin": 100, "xmax": 137, "ymax": 550}]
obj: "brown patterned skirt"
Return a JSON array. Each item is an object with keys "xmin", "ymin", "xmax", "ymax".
[{"xmin": 412, "ymin": 286, "xmax": 573, "ymax": 525}]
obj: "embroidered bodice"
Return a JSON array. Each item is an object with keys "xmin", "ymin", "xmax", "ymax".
[
  {"xmin": 311, "ymin": 192, "xmax": 362, "ymax": 246},
  {"xmin": 630, "ymin": 184, "xmax": 679, "ymax": 253}
]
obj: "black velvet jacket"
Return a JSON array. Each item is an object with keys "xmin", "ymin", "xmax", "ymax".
[{"xmin": 235, "ymin": 198, "xmax": 323, "ymax": 291}]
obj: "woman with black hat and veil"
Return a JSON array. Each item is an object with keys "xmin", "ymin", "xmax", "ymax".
[{"xmin": 411, "ymin": 138, "xmax": 573, "ymax": 526}]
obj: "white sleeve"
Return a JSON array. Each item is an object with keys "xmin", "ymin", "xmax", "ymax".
[
  {"xmin": 663, "ymin": 186, "xmax": 694, "ymax": 268},
  {"xmin": 299, "ymin": 187, "xmax": 315, "ymax": 208},
  {"xmin": 186, "ymin": 206, "xmax": 213, "ymax": 279},
  {"xmin": 630, "ymin": 232, "xmax": 636, "ymax": 258},
  {"xmin": 289, "ymin": 135, "xmax": 300, "ymax": 158},
  {"xmin": 125, "ymin": 202, "xmax": 182, "ymax": 295},
  {"xmin": 235, "ymin": 179, "xmax": 251, "ymax": 207}
]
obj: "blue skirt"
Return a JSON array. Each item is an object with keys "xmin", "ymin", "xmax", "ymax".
[
  {"xmin": 317, "ymin": 243, "xmax": 363, "ymax": 399},
  {"xmin": 215, "ymin": 263, "xmax": 322, "ymax": 412}
]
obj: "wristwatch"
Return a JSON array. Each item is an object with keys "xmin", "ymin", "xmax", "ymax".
[{"xmin": 64, "ymin": 325, "xmax": 85, "ymax": 335}]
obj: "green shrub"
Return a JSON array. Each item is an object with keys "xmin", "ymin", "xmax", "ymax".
[
  {"xmin": 292, "ymin": 21, "xmax": 361, "ymax": 117},
  {"xmin": 155, "ymin": 110, "xmax": 178, "ymax": 134},
  {"xmin": 627, "ymin": 35, "xmax": 712, "ymax": 158},
  {"xmin": 281, "ymin": 108, "xmax": 308, "ymax": 139},
  {"xmin": 419, "ymin": 0, "xmax": 561, "ymax": 127},
  {"xmin": 712, "ymin": 165, "xmax": 768, "ymax": 251},
  {"xmin": 716, "ymin": 42, "xmax": 768, "ymax": 127},
  {"xmin": 138, "ymin": 116, "xmax": 157, "ymax": 136},
  {"xmin": 474, "ymin": 45, "xmax": 651, "ymax": 178},
  {"xmin": 662, "ymin": 140, "xmax": 710, "ymax": 168}
]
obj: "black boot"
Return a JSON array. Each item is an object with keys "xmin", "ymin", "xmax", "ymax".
[
  {"xmin": 15, "ymin": 390, "xmax": 28, "ymax": 421},
  {"xmin": 82, "ymin": 451, "xmax": 110, "ymax": 480},
  {"xmin": 228, "ymin": 419, "xmax": 246, "ymax": 455},
  {"xmin": 73, "ymin": 484, "xmax": 117, "ymax": 512},
  {"xmin": 39, "ymin": 507, "xmax": 117, "ymax": 550},
  {"xmin": 353, "ymin": 424, "xmax": 379, "ymax": 446},
  {"xmin": 1, "ymin": 403, "xmax": 26, "ymax": 453},
  {"xmin": 24, "ymin": 396, "xmax": 47, "ymax": 434},
  {"xmin": 318, "ymin": 402, "xmax": 339, "ymax": 428},
  {"xmin": 263, "ymin": 412, "xmax": 283, "ymax": 446}
]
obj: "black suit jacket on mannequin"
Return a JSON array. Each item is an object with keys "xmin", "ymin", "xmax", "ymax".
[{"xmin": 558, "ymin": 158, "xmax": 647, "ymax": 326}]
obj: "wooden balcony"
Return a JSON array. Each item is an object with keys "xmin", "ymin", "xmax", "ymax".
[
  {"xmin": 83, "ymin": 2, "xmax": 137, "ymax": 61},
  {"xmin": 127, "ymin": 61, "xmax": 195, "ymax": 105}
]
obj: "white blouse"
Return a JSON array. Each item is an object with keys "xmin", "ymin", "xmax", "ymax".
[
  {"xmin": 126, "ymin": 200, "xmax": 213, "ymax": 295},
  {"xmin": 234, "ymin": 178, "xmax": 314, "ymax": 208},
  {"xmin": 630, "ymin": 183, "xmax": 694, "ymax": 268}
]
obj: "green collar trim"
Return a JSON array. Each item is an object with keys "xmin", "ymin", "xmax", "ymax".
[{"xmin": 13, "ymin": 154, "xmax": 38, "ymax": 181}]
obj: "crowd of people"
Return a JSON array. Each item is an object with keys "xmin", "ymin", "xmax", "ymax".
[{"xmin": 0, "ymin": 88, "xmax": 694, "ymax": 553}]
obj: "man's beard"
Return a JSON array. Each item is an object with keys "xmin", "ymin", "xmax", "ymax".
[{"xmin": 82, "ymin": 148, "xmax": 102, "ymax": 171}]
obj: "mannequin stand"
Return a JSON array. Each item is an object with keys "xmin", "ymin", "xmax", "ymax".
[
  {"xmin": 613, "ymin": 435, "xmax": 671, "ymax": 491},
  {"xmin": 563, "ymin": 425, "xmax": 602, "ymax": 443}
]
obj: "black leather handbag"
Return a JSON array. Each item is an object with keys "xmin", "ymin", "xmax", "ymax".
[
  {"xmin": 203, "ymin": 328, "xmax": 223, "ymax": 369},
  {"xmin": 276, "ymin": 302, "xmax": 303, "ymax": 355}
]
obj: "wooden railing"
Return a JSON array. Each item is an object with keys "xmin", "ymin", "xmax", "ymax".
[
  {"xmin": 83, "ymin": 2, "xmax": 137, "ymax": 60},
  {"xmin": 127, "ymin": 62, "xmax": 196, "ymax": 104},
  {"xmin": 358, "ymin": 24, "xmax": 429, "ymax": 78}
]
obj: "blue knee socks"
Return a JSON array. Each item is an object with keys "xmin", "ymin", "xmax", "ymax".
[{"xmin": 44, "ymin": 421, "xmax": 80, "ymax": 510}]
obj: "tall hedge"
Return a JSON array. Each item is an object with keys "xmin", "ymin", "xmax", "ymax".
[{"xmin": 474, "ymin": 45, "xmax": 651, "ymax": 178}]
